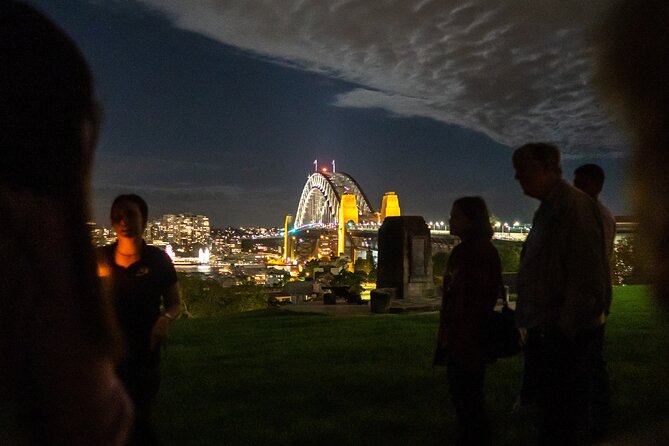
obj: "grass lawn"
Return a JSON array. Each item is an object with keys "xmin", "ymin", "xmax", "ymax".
[{"xmin": 155, "ymin": 285, "xmax": 669, "ymax": 445}]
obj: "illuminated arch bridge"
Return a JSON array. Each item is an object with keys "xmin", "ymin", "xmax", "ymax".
[{"xmin": 294, "ymin": 171, "xmax": 376, "ymax": 228}]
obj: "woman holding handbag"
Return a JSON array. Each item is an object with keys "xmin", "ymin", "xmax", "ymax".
[{"xmin": 435, "ymin": 196, "xmax": 503, "ymax": 446}]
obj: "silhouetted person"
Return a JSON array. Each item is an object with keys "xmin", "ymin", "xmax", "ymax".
[
  {"xmin": 98, "ymin": 194, "xmax": 182, "ymax": 446},
  {"xmin": 574, "ymin": 163, "xmax": 615, "ymax": 440},
  {"xmin": 0, "ymin": 1, "xmax": 132, "ymax": 444},
  {"xmin": 574, "ymin": 164, "xmax": 616, "ymax": 261},
  {"xmin": 512, "ymin": 143, "xmax": 609, "ymax": 445},
  {"xmin": 435, "ymin": 196, "xmax": 502, "ymax": 446}
]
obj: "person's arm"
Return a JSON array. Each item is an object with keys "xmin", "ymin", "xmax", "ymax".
[
  {"xmin": 437, "ymin": 251, "xmax": 456, "ymax": 340},
  {"xmin": 150, "ymin": 283, "xmax": 182, "ymax": 349}
]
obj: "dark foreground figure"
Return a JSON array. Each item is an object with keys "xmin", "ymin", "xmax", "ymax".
[
  {"xmin": 512, "ymin": 143, "xmax": 609, "ymax": 445},
  {"xmin": 596, "ymin": 0, "xmax": 669, "ymax": 442},
  {"xmin": 436, "ymin": 196, "xmax": 502, "ymax": 446},
  {"xmin": 1, "ymin": 1, "xmax": 132, "ymax": 444}
]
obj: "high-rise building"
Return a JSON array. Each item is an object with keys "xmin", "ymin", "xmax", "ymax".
[{"xmin": 145, "ymin": 213, "xmax": 211, "ymax": 247}]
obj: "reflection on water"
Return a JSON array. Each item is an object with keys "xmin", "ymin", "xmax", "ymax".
[{"xmin": 174, "ymin": 264, "xmax": 214, "ymax": 276}]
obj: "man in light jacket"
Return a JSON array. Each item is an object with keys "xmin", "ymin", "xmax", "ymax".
[{"xmin": 513, "ymin": 143, "xmax": 609, "ymax": 445}]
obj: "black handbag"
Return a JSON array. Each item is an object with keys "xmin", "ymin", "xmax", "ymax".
[{"xmin": 486, "ymin": 284, "xmax": 522, "ymax": 361}]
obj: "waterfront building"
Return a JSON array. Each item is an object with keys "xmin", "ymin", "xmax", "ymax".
[{"xmin": 146, "ymin": 213, "xmax": 211, "ymax": 247}]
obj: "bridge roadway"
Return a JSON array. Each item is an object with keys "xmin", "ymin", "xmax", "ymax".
[{"xmin": 251, "ymin": 226, "xmax": 524, "ymax": 262}]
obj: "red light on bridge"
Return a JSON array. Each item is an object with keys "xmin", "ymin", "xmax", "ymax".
[{"xmin": 322, "ymin": 167, "xmax": 328, "ymax": 173}]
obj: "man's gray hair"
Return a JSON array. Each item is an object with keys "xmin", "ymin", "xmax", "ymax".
[{"xmin": 513, "ymin": 142, "xmax": 562, "ymax": 174}]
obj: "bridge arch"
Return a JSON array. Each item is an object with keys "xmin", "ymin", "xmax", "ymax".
[{"xmin": 294, "ymin": 172, "xmax": 374, "ymax": 228}]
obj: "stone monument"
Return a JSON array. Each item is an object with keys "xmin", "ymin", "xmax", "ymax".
[{"xmin": 376, "ymin": 216, "xmax": 435, "ymax": 300}]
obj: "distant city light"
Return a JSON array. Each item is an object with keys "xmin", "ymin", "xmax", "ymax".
[{"xmin": 198, "ymin": 247, "xmax": 210, "ymax": 264}]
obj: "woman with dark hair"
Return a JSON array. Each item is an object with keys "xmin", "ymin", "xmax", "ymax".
[
  {"xmin": 436, "ymin": 196, "xmax": 502, "ymax": 446},
  {"xmin": 0, "ymin": 1, "xmax": 132, "ymax": 444},
  {"xmin": 98, "ymin": 194, "xmax": 181, "ymax": 445}
]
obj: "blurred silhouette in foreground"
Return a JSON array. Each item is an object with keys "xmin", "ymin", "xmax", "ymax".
[
  {"xmin": 98, "ymin": 194, "xmax": 182, "ymax": 445},
  {"xmin": 435, "ymin": 196, "xmax": 502, "ymax": 446},
  {"xmin": 0, "ymin": 1, "xmax": 132, "ymax": 444},
  {"xmin": 597, "ymin": 1, "xmax": 669, "ymax": 443},
  {"xmin": 598, "ymin": 0, "xmax": 669, "ymax": 308}
]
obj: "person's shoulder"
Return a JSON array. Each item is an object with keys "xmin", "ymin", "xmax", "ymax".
[
  {"xmin": 479, "ymin": 238, "xmax": 501, "ymax": 261},
  {"xmin": 143, "ymin": 244, "xmax": 163, "ymax": 254},
  {"xmin": 450, "ymin": 242, "xmax": 465, "ymax": 257},
  {"xmin": 143, "ymin": 244, "xmax": 176, "ymax": 267},
  {"xmin": 143, "ymin": 244, "xmax": 170, "ymax": 259},
  {"xmin": 560, "ymin": 180, "xmax": 590, "ymax": 203},
  {"xmin": 143, "ymin": 245, "xmax": 177, "ymax": 283},
  {"xmin": 559, "ymin": 181, "xmax": 598, "ymax": 213},
  {"xmin": 598, "ymin": 201, "xmax": 616, "ymax": 223},
  {"xmin": 457, "ymin": 238, "xmax": 498, "ymax": 260},
  {"xmin": 483, "ymin": 238, "xmax": 500, "ymax": 253}
]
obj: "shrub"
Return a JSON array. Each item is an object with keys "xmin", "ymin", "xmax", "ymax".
[
  {"xmin": 496, "ymin": 242, "xmax": 521, "ymax": 273},
  {"xmin": 178, "ymin": 273, "xmax": 268, "ymax": 318},
  {"xmin": 612, "ymin": 236, "xmax": 649, "ymax": 285}
]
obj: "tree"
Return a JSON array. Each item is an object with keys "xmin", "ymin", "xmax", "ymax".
[
  {"xmin": 177, "ymin": 273, "xmax": 268, "ymax": 317},
  {"xmin": 298, "ymin": 259, "xmax": 321, "ymax": 279},
  {"xmin": 333, "ymin": 269, "xmax": 365, "ymax": 294},
  {"xmin": 612, "ymin": 236, "xmax": 648, "ymax": 285},
  {"xmin": 354, "ymin": 256, "xmax": 375, "ymax": 275}
]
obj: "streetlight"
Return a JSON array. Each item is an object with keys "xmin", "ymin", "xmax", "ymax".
[{"xmin": 494, "ymin": 221, "xmax": 501, "ymax": 235}]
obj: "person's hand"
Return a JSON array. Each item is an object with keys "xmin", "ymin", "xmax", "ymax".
[{"xmin": 150, "ymin": 315, "xmax": 171, "ymax": 350}]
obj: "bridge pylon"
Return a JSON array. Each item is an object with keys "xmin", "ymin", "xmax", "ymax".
[
  {"xmin": 379, "ymin": 192, "xmax": 401, "ymax": 223},
  {"xmin": 283, "ymin": 214, "xmax": 294, "ymax": 262},
  {"xmin": 338, "ymin": 193, "xmax": 359, "ymax": 270}
]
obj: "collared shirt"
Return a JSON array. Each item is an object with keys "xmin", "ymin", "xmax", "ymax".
[
  {"xmin": 515, "ymin": 179, "xmax": 609, "ymax": 337},
  {"xmin": 98, "ymin": 242, "xmax": 177, "ymax": 363}
]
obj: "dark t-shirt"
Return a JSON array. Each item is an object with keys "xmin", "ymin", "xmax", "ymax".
[{"xmin": 98, "ymin": 242, "xmax": 177, "ymax": 364}]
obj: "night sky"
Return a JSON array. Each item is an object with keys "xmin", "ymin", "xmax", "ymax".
[{"xmin": 30, "ymin": 0, "xmax": 631, "ymax": 228}]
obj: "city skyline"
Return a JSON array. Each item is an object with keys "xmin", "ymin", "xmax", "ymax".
[{"xmin": 33, "ymin": 1, "xmax": 632, "ymax": 227}]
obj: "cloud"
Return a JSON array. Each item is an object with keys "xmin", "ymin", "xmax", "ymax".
[{"xmin": 134, "ymin": 0, "xmax": 626, "ymax": 155}]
